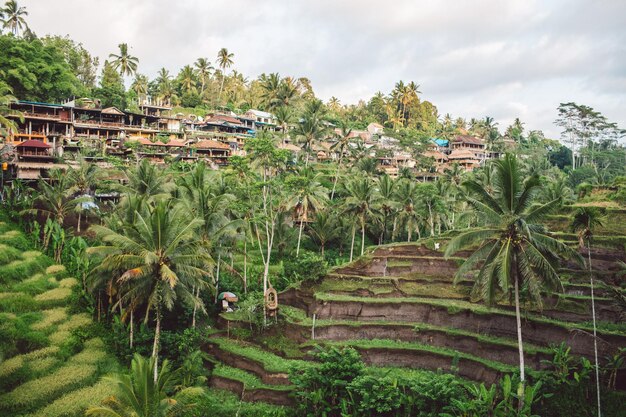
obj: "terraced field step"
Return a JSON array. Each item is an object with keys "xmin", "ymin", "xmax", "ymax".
[
  {"xmin": 285, "ymin": 292, "xmax": 626, "ymax": 358},
  {"xmin": 277, "ymin": 306, "xmax": 551, "ymax": 369},
  {"xmin": 210, "ymin": 363, "xmax": 294, "ymax": 406},
  {"xmin": 309, "ymin": 339, "xmax": 515, "ymax": 384},
  {"xmin": 206, "ymin": 337, "xmax": 312, "ymax": 385}
]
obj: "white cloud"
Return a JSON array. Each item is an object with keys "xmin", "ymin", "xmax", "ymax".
[{"xmin": 20, "ymin": 0, "xmax": 626, "ymax": 139}]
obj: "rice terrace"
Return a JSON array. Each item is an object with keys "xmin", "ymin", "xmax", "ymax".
[{"xmin": 0, "ymin": 1, "xmax": 625, "ymax": 416}]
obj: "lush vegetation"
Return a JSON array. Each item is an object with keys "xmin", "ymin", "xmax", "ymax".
[{"xmin": 1, "ymin": 2, "xmax": 626, "ymax": 416}]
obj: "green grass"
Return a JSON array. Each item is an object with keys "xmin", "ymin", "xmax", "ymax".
[
  {"xmin": 313, "ymin": 339, "xmax": 515, "ymax": 373},
  {"xmin": 187, "ymin": 387, "xmax": 292, "ymax": 417},
  {"xmin": 212, "ymin": 363, "xmax": 293, "ymax": 391},
  {"xmin": 210, "ymin": 337, "xmax": 312, "ymax": 373}
]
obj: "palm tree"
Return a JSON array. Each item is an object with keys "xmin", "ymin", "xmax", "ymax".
[
  {"xmin": 0, "ymin": 82, "xmax": 22, "ymax": 136},
  {"xmin": 123, "ymin": 158, "xmax": 172, "ymax": 198},
  {"xmin": 274, "ymin": 106, "xmax": 291, "ymax": 143},
  {"xmin": 571, "ymin": 207, "xmax": 604, "ymax": 417},
  {"xmin": 178, "ymin": 65, "xmax": 197, "ymax": 94},
  {"xmin": 343, "ymin": 177, "xmax": 380, "ymax": 259},
  {"xmin": 308, "ymin": 211, "xmax": 338, "ymax": 258},
  {"xmin": 285, "ymin": 168, "xmax": 329, "ymax": 256},
  {"xmin": 292, "ymin": 99, "xmax": 328, "ymax": 167},
  {"xmin": 89, "ymin": 200, "xmax": 213, "ymax": 382},
  {"xmin": 445, "ymin": 153, "xmax": 582, "ymax": 401},
  {"xmin": 259, "ymin": 72, "xmax": 282, "ymax": 110},
  {"xmin": 86, "ymin": 354, "xmax": 201, "ymax": 417},
  {"xmin": 70, "ymin": 158, "xmax": 101, "ymax": 232},
  {"xmin": 376, "ymin": 175, "xmax": 397, "ymax": 243},
  {"xmin": 216, "ymin": 48, "xmax": 234, "ymax": 104},
  {"xmin": 2, "ymin": 0, "xmax": 28, "ymax": 36},
  {"xmin": 194, "ymin": 58, "xmax": 213, "ymax": 95},
  {"xmin": 330, "ymin": 123, "xmax": 352, "ymax": 200},
  {"xmin": 22, "ymin": 169, "xmax": 82, "ymax": 226},
  {"xmin": 131, "ymin": 74, "xmax": 149, "ymax": 102},
  {"xmin": 109, "ymin": 43, "xmax": 139, "ymax": 77},
  {"xmin": 394, "ymin": 179, "xmax": 422, "ymax": 242}
]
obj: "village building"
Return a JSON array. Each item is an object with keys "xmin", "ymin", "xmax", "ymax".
[{"xmin": 192, "ymin": 139, "xmax": 231, "ymax": 167}]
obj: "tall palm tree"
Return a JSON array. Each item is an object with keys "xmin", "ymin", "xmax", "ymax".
[
  {"xmin": 2, "ymin": 0, "xmax": 28, "ymax": 36},
  {"xmin": 259, "ymin": 72, "xmax": 282, "ymax": 110},
  {"xmin": 571, "ymin": 207, "xmax": 604, "ymax": 417},
  {"xmin": 376, "ymin": 174, "xmax": 397, "ymax": 243},
  {"xmin": 70, "ymin": 158, "xmax": 101, "ymax": 232},
  {"xmin": 292, "ymin": 99, "xmax": 328, "ymax": 167},
  {"xmin": 274, "ymin": 106, "xmax": 292, "ymax": 143},
  {"xmin": 330, "ymin": 123, "xmax": 352, "ymax": 200},
  {"xmin": 131, "ymin": 74, "xmax": 149, "ymax": 102},
  {"xmin": 343, "ymin": 177, "xmax": 380, "ymax": 259},
  {"xmin": 216, "ymin": 48, "xmax": 234, "ymax": 104},
  {"xmin": 194, "ymin": 58, "xmax": 213, "ymax": 95},
  {"xmin": 178, "ymin": 65, "xmax": 197, "ymax": 94},
  {"xmin": 307, "ymin": 211, "xmax": 338, "ymax": 258},
  {"xmin": 445, "ymin": 153, "xmax": 581, "ymax": 401},
  {"xmin": 86, "ymin": 354, "xmax": 201, "ymax": 417},
  {"xmin": 22, "ymin": 169, "xmax": 82, "ymax": 226},
  {"xmin": 109, "ymin": 43, "xmax": 139, "ymax": 77},
  {"xmin": 285, "ymin": 168, "xmax": 329, "ymax": 256},
  {"xmin": 394, "ymin": 179, "xmax": 422, "ymax": 242},
  {"xmin": 123, "ymin": 158, "xmax": 172, "ymax": 199},
  {"xmin": 89, "ymin": 200, "xmax": 213, "ymax": 382}
]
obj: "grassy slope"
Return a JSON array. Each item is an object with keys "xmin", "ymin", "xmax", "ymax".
[{"xmin": 0, "ymin": 221, "xmax": 119, "ymax": 417}]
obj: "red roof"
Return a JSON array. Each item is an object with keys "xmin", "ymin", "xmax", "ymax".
[
  {"xmin": 453, "ymin": 135, "xmax": 484, "ymax": 146},
  {"xmin": 207, "ymin": 114, "xmax": 242, "ymax": 125},
  {"xmin": 16, "ymin": 140, "xmax": 51, "ymax": 149},
  {"xmin": 164, "ymin": 139, "xmax": 187, "ymax": 147},
  {"xmin": 193, "ymin": 140, "xmax": 230, "ymax": 150}
]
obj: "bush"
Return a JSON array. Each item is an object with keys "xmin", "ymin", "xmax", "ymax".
[
  {"xmin": 10, "ymin": 273, "xmax": 58, "ymax": 295},
  {"xmin": 0, "ymin": 230, "xmax": 31, "ymax": 251},
  {"xmin": 0, "ymin": 256, "xmax": 51, "ymax": 284},
  {"xmin": 182, "ymin": 388, "xmax": 293, "ymax": 417},
  {"xmin": 282, "ymin": 251, "xmax": 328, "ymax": 289},
  {"xmin": 0, "ymin": 362, "xmax": 98, "ymax": 413},
  {"xmin": 31, "ymin": 308, "xmax": 68, "ymax": 331},
  {"xmin": 0, "ymin": 243, "xmax": 21, "ymax": 264},
  {"xmin": 0, "ymin": 292, "xmax": 37, "ymax": 313},
  {"xmin": 26, "ymin": 379, "xmax": 116, "ymax": 417},
  {"xmin": 34, "ymin": 287, "xmax": 72, "ymax": 308}
]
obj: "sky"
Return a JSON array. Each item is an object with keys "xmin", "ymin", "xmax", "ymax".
[{"xmin": 21, "ymin": 0, "xmax": 626, "ymax": 139}]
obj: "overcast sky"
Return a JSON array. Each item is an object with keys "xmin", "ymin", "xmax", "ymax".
[{"xmin": 22, "ymin": 0, "xmax": 626, "ymax": 139}]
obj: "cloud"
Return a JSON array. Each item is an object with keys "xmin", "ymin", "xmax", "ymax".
[{"xmin": 20, "ymin": 0, "xmax": 626, "ymax": 139}]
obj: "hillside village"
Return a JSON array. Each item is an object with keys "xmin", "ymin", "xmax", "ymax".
[{"xmin": 1, "ymin": 96, "xmax": 513, "ymax": 182}]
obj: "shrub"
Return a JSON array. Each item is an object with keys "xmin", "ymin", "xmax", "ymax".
[
  {"xmin": 0, "ymin": 293, "xmax": 38, "ymax": 313},
  {"xmin": 0, "ymin": 362, "xmax": 98, "ymax": 413},
  {"xmin": 45, "ymin": 265, "xmax": 67, "ymax": 277},
  {"xmin": 26, "ymin": 356, "xmax": 60, "ymax": 377},
  {"xmin": 0, "ymin": 230, "xmax": 31, "ymax": 250},
  {"xmin": 282, "ymin": 251, "xmax": 328, "ymax": 289},
  {"xmin": 0, "ymin": 257, "xmax": 51, "ymax": 284},
  {"xmin": 0, "ymin": 243, "xmax": 21, "ymax": 264},
  {"xmin": 49, "ymin": 330, "xmax": 71, "ymax": 346},
  {"xmin": 57, "ymin": 314, "xmax": 91, "ymax": 332},
  {"xmin": 58, "ymin": 278, "xmax": 78, "ymax": 288},
  {"xmin": 34, "ymin": 288, "xmax": 72, "ymax": 308},
  {"xmin": 25, "ymin": 379, "xmax": 116, "ymax": 417},
  {"xmin": 10, "ymin": 273, "xmax": 58, "ymax": 295},
  {"xmin": 0, "ymin": 355, "xmax": 24, "ymax": 380},
  {"xmin": 69, "ymin": 348, "xmax": 108, "ymax": 365},
  {"xmin": 31, "ymin": 308, "xmax": 68, "ymax": 331}
]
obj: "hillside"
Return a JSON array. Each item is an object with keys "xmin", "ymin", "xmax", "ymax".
[
  {"xmin": 209, "ymin": 206, "xmax": 626, "ymax": 404},
  {"xmin": 0, "ymin": 220, "xmax": 119, "ymax": 417}
]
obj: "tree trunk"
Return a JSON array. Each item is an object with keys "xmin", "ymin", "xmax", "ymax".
[
  {"xmin": 407, "ymin": 227, "xmax": 411, "ymax": 242},
  {"xmin": 514, "ymin": 276, "xmax": 526, "ymax": 406},
  {"xmin": 587, "ymin": 243, "xmax": 602, "ymax": 417},
  {"xmin": 214, "ymin": 253, "xmax": 221, "ymax": 303},
  {"xmin": 129, "ymin": 308, "xmax": 134, "ymax": 349},
  {"xmin": 77, "ymin": 211, "xmax": 82, "ymax": 233},
  {"xmin": 321, "ymin": 243, "xmax": 325, "ymax": 258},
  {"xmin": 360, "ymin": 216, "xmax": 366, "ymax": 256},
  {"xmin": 428, "ymin": 203, "xmax": 435, "ymax": 237},
  {"xmin": 152, "ymin": 303, "xmax": 161, "ymax": 383},
  {"xmin": 349, "ymin": 225, "xmax": 356, "ymax": 262},
  {"xmin": 296, "ymin": 219, "xmax": 304, "ymax": 257},
  {"xmin": 331, "ymin": 155, "xmax": 343, "ymax": 200},
  {"xmin": 192, "ymin": 286, "xmax": 198, "ymax": 328},
  {"xmin": 218, "ymin": 71, "xmax": 226, "ymax": 105},
  {"xmin": 243, "ymin": 239, "xmax": 248, "ymax": 294}
]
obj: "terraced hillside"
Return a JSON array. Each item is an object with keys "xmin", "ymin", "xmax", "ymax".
[
  {"xmin": 0, "ymin": 221, "xmax": 118, "ymax": 417},
  {"xmin": 211, "ymin": 224, "xmax": 626, "ymax": 402}
]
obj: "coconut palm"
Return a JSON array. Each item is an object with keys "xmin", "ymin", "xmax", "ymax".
[
  {"xmin": 178, "ymin": 65, "xmax": 197, "ymax": 94},
  {"xmin": 109, "ymin": 43, "xmax": 139, "ymax": 77},
  {"xmin": 2, "ymin": 0, "xmax": 28, "ymax": 36},
  {"xmin": 259, "ymin": 72, "xmax": 282, "ymax": 110},
  {"xmin": 343, "ymin": 177, "xmax": 380, "ymax": 259},
  {"xmin": 292, "ymin": 99, "xmax": 328, "ymax": 167},
  {"xmin": 285, "ymin": 168, "xmax": 329, "ymax": 256},
  {"xmin": 216, "ymin": 48, "xmax": 234, "ymax": 104},
  {"xmin": 307, "ymin": 211, "xmax": 338, "ymax": 258},
  {"xmin": 0, "ymin": 82, "xmax": 22, "ymax": 135},
  {"xmin": 274, "ymin": 106, "xmax": 292, "ymax": 143},
  {"xmin": 22, "ymin": 169, "xmax": 83, "ymax": 226},
  {"xmin": 70, "ymin": 158, "xmax": 101, "ymax": 232},
  {"xmin": 89, "ymin": 200, "xmax": 213, "ymax": 382},
  {"xmin": 131, "ymin": 74, "xmax": 149, "ymax": 102},
  {"xmin": 376, "ymin": 174, "xmax": 398, "ymax": 243},
  {"xmin": 395, "ymin": 179, "xmax": 422, "ymax": 242},
  {"xmin": 571, "ymin": 207, "xmax": 604, "ymax": 417},
  {"xmin": 330, "ymin": 123, "xmax": 352, "ymax": 200},
  {"xmin": 194, "ymin": 58, "xmax": 213, "ymax": 95},
  {"xmin": 86, "ymin": 354, "xmax": 202, "ymax": 417},
  {"xmin": 123, "ymin": 158, "xmax": 172, "ymax": 199},
  {"xmin": 445, "ymin": 153, "xmax": 582, "ymax": 400}
]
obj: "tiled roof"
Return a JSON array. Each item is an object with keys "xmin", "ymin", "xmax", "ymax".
[
  {"xmin": 16, "ymin": 140, "xmax": 51, "ymax": 148},
  {"xmin": 453, "ymin": 135, "xmax": 484, "ymax": 146},
  {"xmin": 193, "ymin": 140, "xmax": 230, "ymax": 150}
]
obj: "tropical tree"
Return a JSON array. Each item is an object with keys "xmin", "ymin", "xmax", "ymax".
[
  {"xmin": 570, "ymin": 207, "xmax": 604, "ymax": 417},
  {"xmin": 292, "ymin": 99, "xmax": 328, "ymax": 167},
  {"xmin": 216, "ymin": 47, "xmax": 234, "ymax": 104},
  {"xmin": 445, "ymin": 153, "xmax": 582, "ymax": 401},
  {"xmin": 343, "ymin": 177, "xmax": 380, "ymax": 259},
  {"xmin": 22, "ymin": 169, "xmax": 82, "ymax": 226},
  {"xmin": 376, "ymin": 174, "xmax": 397, "ymax": 243},
  {"xmin": 194, "ymin": 57, "xmax": 213, "ymax": 95},
  {"xmin": 285, "ymin": 168, "xmax": 329, "ymax": 256},
  {"xmin": 131, "ymin": 74, "xmax": 149, "ymax": 102},
  {"xmin": 178, "ymin": 65, "xmax": 197, "ymax": 94},
  {"xmin": 307, "ymin": 211, "xmax": 338, "ymax": 258},
  {"xmin": 330, "ymin": 123, "xmax": 352, "ymax": 200},
  {"xmin": 394, "ymin": 179, "xmax": 422, "ymax": 242},
  {"xmin": 88, "ymin": 200, "xmax": 213, "ymax": 382},
  {"xmin": 109, "ymin": 43, "xmax": 139, "ymax": 77},
  {"xmin": 274, "ymin": 105, "xmax": 292, "ymax": 143},
  {"xmin": 86, "ymin": 354, "xmax": 202, "ymax": 417},
  {"xmin": 0, "ymin": 81, "xmax": 21, "ymax": 135},
  {"xmin": 70, "ymin": 158, "xmax": 101, "ymax": 232},
  {"xmin": 2, "ymin": 0, "xmax": 28, "ymax": 36}
]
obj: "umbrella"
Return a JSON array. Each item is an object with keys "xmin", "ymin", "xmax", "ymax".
[{"xmin": 217, "ymin": 292, "xmax": 238, "ymax": 302}]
